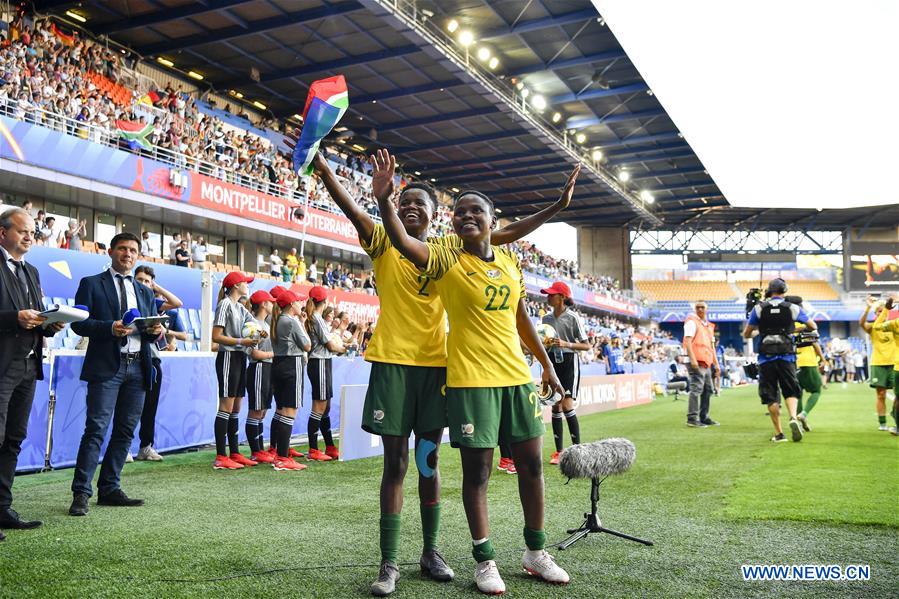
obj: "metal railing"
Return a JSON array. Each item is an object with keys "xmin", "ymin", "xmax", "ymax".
[
  {"xmin": 0, "ymin": 100, "xmax": 642, "ymax": 310},
  {"xmin": 0, "ymin": 99, "xmax": 373, "ymax": 220}
]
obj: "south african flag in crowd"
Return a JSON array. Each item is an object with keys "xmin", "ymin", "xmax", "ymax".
[
  {"xmin": 292, "ymin": 75, "xmax": 349, "ymax": 176},
  {"xmin": 115, "ymin": 119, "xmax": 153, "ymax": 151}
]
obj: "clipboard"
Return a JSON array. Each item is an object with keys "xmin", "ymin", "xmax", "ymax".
[
  {"xmin": 39, "ymin": 304, "xmax": 89, "ymax": 325},
  {"xmin": 132, "ymin": 315, "xmax": 171, "ymax": 331}
]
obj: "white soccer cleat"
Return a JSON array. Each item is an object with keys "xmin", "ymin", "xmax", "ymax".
[
  {"xmin": 521, "ymin": 550, "xmax": 570, "ymax": 584},
  {"xmin": 474, "ymin": 560, "xmax": 505, "ymax": 595}
]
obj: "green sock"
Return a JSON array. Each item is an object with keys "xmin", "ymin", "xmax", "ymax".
[
  {"xmin": 803, "ymin": 392, "xmax": 820, "ymax": 415},
  {"xmin": 472, "ymin": 539, "xmax": 495, "ymax": 563},
  {"xmin": 420, "ymin": 503, "xmax": 440, "ymax": 551},
  {"xmin": 380, "ymin": 514, "xmax": 401, "ymax": 563},
  {"xmin": 878, "ymin": 415, "xmax": 887, "ymax": 426},
  {"xmin": 523, "ymin": 527, "xmax": 546, "ymax": 551},
  {"xmin": 796, "ymin": 397, "xmax": 804, "ymax": 414}
]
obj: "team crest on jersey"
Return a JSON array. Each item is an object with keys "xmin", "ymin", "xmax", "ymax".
[
  {"xmin": 461, "ymin": 423, "xmax": 475, "ymax": 437},
  {"xmin": 373, "ymin": 410, "xmax": 385, "ymax": 423},
  {"xmin": 486, "ymin": 269, "xmax": 501, "ymax": 279}
]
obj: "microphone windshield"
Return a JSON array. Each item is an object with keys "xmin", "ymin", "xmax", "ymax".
[
  {"xmin": 122, "ymin": 308, "xmax": 141, "ymax": 325},
  {"xmin": 559, "ymin": 438, "xmax": 636, "ymax": 479}
]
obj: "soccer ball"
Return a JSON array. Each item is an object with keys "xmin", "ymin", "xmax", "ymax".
[
  {"xmin": 536, "ymin": 323, "xmax": 557, "ymax": 347},
  {"xmin": 241, "ymin": 322, "xmax": 263, "ymax": 340}
]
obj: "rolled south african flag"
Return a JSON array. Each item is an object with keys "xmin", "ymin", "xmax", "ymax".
[{"xmin": 292, "ymin": 75, "xmax": 349, "ymax": 176}]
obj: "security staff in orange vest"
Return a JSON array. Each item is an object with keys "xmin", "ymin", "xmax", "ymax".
[{"xmin": 683, "ymin": 301, "xmax": 720, "ymax": 427}]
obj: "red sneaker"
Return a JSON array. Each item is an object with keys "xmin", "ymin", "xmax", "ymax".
[
  {"xmin": 497, "ymin": 457, "xmax": 510, "ymax": 472},
  {"xmin": 549, "ymin": 451, "xmax": 560, "ymax": 465},
  {"xmin": 213, "ymin": 455, "xmax": 244, "ymax": 470},
  {"xmin": 252, "ymin": 450, "xmax": 275, "ymax": 464},
  {"xmin": 325, "ymin": 445, "xmax": 339, "ymax": 460},
  {"xmin": 230, "ymin": 453, "xmax": 258, "ymax": 467},
  {"xmin": 288, "ymin": 447, "xmax": 305, "ymax": 459},
  {"xmin": 506, "ymin": 460, "xmax": 517, "ymax": 475},
  {"xmin": 307, "ymin": 448, "xmax": 333, "ymax": 461},
  {"xmin": 273, "ymin": 457, "xmax": 307, "ymax": 471}
]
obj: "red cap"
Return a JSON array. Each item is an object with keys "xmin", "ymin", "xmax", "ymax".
[
  {"xmin": 540, "ymin": 281, "xmax": 572, "ymax": 299},
  {"xmin": 276, "ymin": 290, "xmax": 301, "ymax": 308},
  {"xmin": 222, "ymin": 271, "xmax": 254, "ymax": 288},
  {"xmin": 269, "ymin": 285, "xmax": 287, "ymax": 298},
  {"xmin": 249, "ymin": 290, "xmax": 275, "ymax": 305},
  {"xmin": 308, "ymin": 285, "xmax": 328, "ymax": 302}
]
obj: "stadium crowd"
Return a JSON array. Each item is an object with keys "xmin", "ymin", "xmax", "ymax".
[{"xmin": 1, "ymin": 11, "xmax": 633, "ymax": 309}]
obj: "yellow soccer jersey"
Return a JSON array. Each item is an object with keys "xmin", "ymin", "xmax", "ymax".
[
  {"xmin": 425, "ymin": 243, "xmax": 533, "ymax": 388},
  {"xmin": 872, "ymin": 309, "xmax": 899, "ymax": 370},
  {"xmin": 868, "ymin": 310, "xmax": 896, "ymax": 366},
  {"xmin": 795, "ymin": 324, "xmax": 819, "ymax": 368},
  {"xmin": 361, "ymin": 224, "xmax": 461, "ymax": 367}
]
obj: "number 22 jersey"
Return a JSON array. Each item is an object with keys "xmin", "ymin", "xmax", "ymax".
[{"xmin": 425, "ymin": 243, "xmax": 533, "ymax": 388}]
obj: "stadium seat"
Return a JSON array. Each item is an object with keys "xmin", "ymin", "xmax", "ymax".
[
  {"xmin": 636, "ymin": 280, "xmax": 737, "ymax": 302},
  {"xmin": 187, "ymin": 309, "xmax": 201, "ymax": 339},
  {"xmin": 734, "ymin": 279, "xmax": 838, "ymax": 301}
]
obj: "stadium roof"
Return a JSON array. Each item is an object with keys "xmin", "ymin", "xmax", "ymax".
[{"xmin": 35, "ymin": 0, "xmax": 899, "ymax": 231}]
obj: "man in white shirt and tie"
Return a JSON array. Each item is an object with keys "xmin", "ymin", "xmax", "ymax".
[
  {"xmin": 0, "ymin": 208, "xmax": 64, "ymax": 539},
  {"xmin": 69, "ymin": 232, "xmax": 163, "ymax": 517}
]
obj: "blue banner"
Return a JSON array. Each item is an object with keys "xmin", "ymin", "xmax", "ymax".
[
  {"xmin": 16, "ymin": 353, "xmax": 673, "ymax": 472},
  {"xmin": 657, "ymin": 307, "xmax": 861, "ymax": 323},
  {"xmin": 25, "ymin": 246, "xmax": 204, "ymax": 309}
]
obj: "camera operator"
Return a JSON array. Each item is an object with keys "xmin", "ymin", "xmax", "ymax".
[{"xmin": 742, "ymin": 279, "xmax": 817, "ymax": 443}]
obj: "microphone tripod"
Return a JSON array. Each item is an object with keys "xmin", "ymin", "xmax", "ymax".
[{"xmin": 558, "ymin": 476, "xmax": 654, "ymax": 550}]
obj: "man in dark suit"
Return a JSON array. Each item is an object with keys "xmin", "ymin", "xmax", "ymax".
[
  {"xmin": 69, "ymin": 232, "xmax": 163, "ymax": 517},
  {"xmin": 0, "ymin": 208, "xmax": 64, "ymax": 541}
]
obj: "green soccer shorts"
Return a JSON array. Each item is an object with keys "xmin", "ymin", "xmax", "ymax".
[
  {"xmin": 362, "ymin": 362, "xmax": 447, "ymax": 437},
  {"xmin": 869, "ymin": 365, "xmax": 895, "ymax": 390},
  {"xmin": 797, "ymin": 365, "xmax": 823, "ymax": 394},
  {"xmin": 446, "ymin": 383, "xmax": 545, "ymax": 449}
]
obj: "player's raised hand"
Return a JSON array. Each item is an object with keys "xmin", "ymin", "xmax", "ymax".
[
  {"xmin": 370, "ymin": 148, "xmax": 396, "ymax": 202},
  {"xmin": 557, "ymin": 163, "xmax": 581, "ymax": 210},
  {"xmin": 312, "ymin": 151, "xmax": 328, "ymax": 174}
]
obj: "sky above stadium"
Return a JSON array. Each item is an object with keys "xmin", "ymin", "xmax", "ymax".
[
  {"xmin": 592, "ymin": 0, "xmax": 899, "ymax": 210},
  {"xmin": 525, "ymin": 222, "xmax": 579, "ymax": 263}
]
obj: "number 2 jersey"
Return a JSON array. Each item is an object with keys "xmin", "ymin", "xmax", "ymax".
[
  {"xmin": 361, "ymin": 224, "xmax": 461, "ymax": 367},
  {"xmin": 425, "ymin": 243, "xmax": 533, "ymax": 389}
]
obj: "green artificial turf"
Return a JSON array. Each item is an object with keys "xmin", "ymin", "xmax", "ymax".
[{"xmin": 0, "ymin": 384, "xmax": 895, "ymax": 598}]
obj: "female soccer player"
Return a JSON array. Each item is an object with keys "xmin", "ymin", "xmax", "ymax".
[
  {"xmin": 540, "ymin": 281, "xmax": 591, "ymax": 464},
  {"xmin": 211, "ymin": 271, "xmax": 259, "ymax": 470},
  {"xmin": 314, "ymin": 151, "xmax": 577, "ymax": 596},
  {"xmin": 871, "ymin": 297, "xmax": 899, "ymax": 434},
  {"xmin": 269, "ymin": 290, "xmax": 312, "ymax": 470},
  {"xmin": 372, "ymin": 149, "xmax": 574, "ymax": 593},
  {"xmin": 304, "ymin": 285, "xmax": 345, "ymax": 461},
  {"xmin": 245, "ymin": 289, "xmax": 276, "ymax": 464},
  {"xmin": 860, "ymin": 296, "xmax": 896, "ymax": 430}
]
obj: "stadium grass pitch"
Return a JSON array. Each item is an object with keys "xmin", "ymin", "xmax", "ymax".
[{"xmin": 1, "ymin": 384, "xmax": 896, "ymax": 598}]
